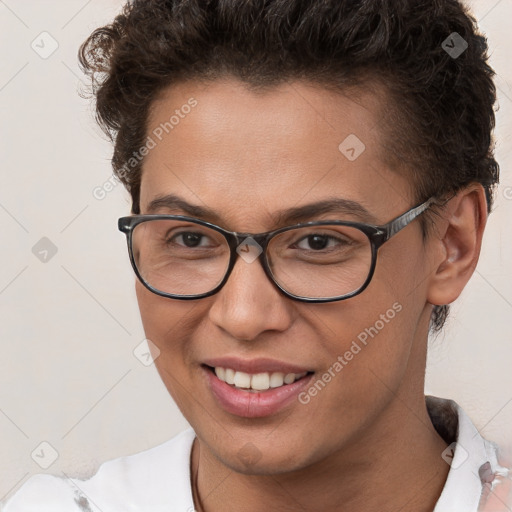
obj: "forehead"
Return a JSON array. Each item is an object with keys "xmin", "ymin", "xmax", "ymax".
[
  {"xmin": 146, "ymin": 78, "xmax": 385, "ymax": 156},
  {"xmin": 140, "ymin": 78, "xmax": 412, "ymax": 228}
]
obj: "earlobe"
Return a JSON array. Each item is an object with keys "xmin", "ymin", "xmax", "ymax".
[{"xmin": 426, "ymin": 185, "xmax": 488, "ymax": 306}]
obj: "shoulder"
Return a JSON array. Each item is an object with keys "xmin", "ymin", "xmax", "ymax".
[
  {"xmin": 2, "ymin": 428, "xmax": 196, "ymax": 512},
  {"xmin": 428, "ymin": 396, "xmax": 512, "ymax": 512},
  {"xmin": 0, "ymin": 474, "xmax": 80, "ymax": 512}
]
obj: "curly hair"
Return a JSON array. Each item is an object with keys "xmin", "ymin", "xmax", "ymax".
[{"xmin": 79, "ymin": 0, "xmax": 498, "ymax": 332}]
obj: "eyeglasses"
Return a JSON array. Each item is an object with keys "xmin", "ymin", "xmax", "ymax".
[{"xmin": 118, "ymin": 197, "xmax": 436, "ymax": 303}]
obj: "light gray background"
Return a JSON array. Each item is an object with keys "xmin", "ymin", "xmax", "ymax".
[{"xmin": 0, "ymin": 0, "xmax": 511, "ymax": 501}]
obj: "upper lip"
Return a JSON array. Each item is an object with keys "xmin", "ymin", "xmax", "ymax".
[{"xmin": 203, "ymin": 357, "xmax": 312, "ymax": 374}]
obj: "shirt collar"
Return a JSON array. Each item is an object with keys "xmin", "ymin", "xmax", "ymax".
[{"xmin": 427, "ymin": 396, "xmax": 506, "ymax": 512}]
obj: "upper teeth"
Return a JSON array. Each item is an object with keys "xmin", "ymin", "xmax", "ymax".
[{"xmin": 214, "ymin": 367, "xmax": 307, "ymax": 391}]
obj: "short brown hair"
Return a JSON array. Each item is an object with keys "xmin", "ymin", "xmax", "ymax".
[{"xmin": 79, "ymin": 0, "xmax": 499, "ymax": 331}]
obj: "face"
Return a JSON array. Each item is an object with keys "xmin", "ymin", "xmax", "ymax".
[{"xmin": 135, "ymin": 78, "xmax": 436, "ymax": 474}]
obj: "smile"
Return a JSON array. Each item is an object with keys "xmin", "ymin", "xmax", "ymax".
[
  {"xmin": 202, "ymin": 362, "xmax": 314, "ymax": 418},
  {"xmin": 212, "ymin": 366, "xmax": 309, "ymax": 392}
]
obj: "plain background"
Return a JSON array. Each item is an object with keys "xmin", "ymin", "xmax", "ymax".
[{"xmin": 0, "ymin": 0, "xmax": 511, "ymax": 501}]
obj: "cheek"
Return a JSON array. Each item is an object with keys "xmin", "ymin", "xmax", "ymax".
[
  {"xmin": 135, "ymin": 280, "xmax": 195, "ymax": 340},
  {"xmin": 135, "ymin": 281, "xmax": 204, "ymax": 416},
  {"xmin": 294, "ymin": 302, "xmax": 417, "ymax": 457},
  {"xmin": 328, "ymin": 297, "xmax": 411, "ymax": 385},
  {"xmin": 135, "ymin": 281, "xmax": 200, "ymax": 376},
  {"xmin": 303, "ymin": 249, "xmax": 424, "ymax": 419},
  {"xmin": 135, "ymin": 283, "xmax": 156, "ymax": 335}
]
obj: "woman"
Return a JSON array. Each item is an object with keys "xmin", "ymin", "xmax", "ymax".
[{"xmin": 3, "ymin": 0, "xmax": 510, "ymax": 510}]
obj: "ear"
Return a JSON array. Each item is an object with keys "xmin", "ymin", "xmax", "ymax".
[{"xmin": 426, "ymin": 184, "xmax": 488, "ymax": 306}]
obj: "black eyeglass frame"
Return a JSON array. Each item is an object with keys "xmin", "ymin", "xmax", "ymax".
[{"xmin": 118, "ymin": 197, "xmax": 437, "ymax": 303}]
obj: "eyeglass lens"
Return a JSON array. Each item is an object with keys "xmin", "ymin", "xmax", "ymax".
[{"xmin": 131, "ymin": 219, "xmax": 372, "ymax": 299}]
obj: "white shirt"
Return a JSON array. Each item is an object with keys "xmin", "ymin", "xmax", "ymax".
[{"xmin": 2, "ymin": 396, "xmax": 509, "ymax": 512}]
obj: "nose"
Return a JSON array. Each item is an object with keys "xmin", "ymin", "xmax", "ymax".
[{"xmin": 207, "ymin": 251, "xmax": 294, "ymax": 341}]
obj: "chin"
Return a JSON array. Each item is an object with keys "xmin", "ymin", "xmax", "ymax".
[{"xmin": 218, "ymin": 445, "xmax": 311, "ymax": 476}]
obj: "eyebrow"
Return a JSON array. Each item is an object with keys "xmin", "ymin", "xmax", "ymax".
[{"xmin": 145, "ymin": 194, "xmax": 378, "ymax": 229}]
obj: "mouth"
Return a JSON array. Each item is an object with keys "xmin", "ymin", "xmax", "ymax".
[
  {"xmin": 201, "ymin": 362, "xmax": 314, "ymax": 418},
  {"xmin": 204, "ymin": 365, "xmax": 312, "ymax": 392}
]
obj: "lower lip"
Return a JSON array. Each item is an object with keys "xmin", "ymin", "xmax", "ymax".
[{"xmin": 203, "ymin": 367, "xmax": 314, "ymax": 418}]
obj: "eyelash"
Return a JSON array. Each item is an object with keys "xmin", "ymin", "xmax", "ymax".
[{"xmin": 167, "ymin": 230, "xmax": 352, "ymax": 251}]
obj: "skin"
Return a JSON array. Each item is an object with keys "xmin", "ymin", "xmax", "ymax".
[{"xmin": 135, "ymin": 78, "xmax": 487, "ymax": 512}]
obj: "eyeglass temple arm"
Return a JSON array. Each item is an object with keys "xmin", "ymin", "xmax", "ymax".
[{"xmin": 383, "ymin": 197, "xmax": 438, "ymax": 241}]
